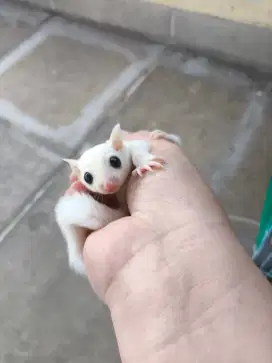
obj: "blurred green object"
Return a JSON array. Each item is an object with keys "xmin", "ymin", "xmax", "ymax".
[
  {"xmin": 256, "ymin": 177, "xmax": 272, "ymax": 246},
  {"xmin": 253, "ymin": 177, "xmax": 272, "ymax": 280}
]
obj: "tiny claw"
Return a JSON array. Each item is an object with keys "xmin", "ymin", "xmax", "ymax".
[
  {"xmin": 132, "ymin": 162, "xmax": 164, "ymax": 178},
  {"xmin": 145, "ymin": 165, "xmax": 153, "ymax": 172},
  {"xmin": 133, "ymin": 166, "xmax": 152, "ymax": 177},
  {"xmin": 152, "ymin": 156, "xmax": 166, "ymax": 164},
  {"xmin": 132, "ymin": 168, "xmax": 143, "ymax": 177}
]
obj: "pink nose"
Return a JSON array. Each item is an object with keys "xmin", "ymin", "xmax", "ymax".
[
  {"xmin": 104, "ymin": 177, "xmax": 120, "ymax": 193},
  {"xmin": 105, "ymin": 183, "xmax": 119, "ymax": 193}
]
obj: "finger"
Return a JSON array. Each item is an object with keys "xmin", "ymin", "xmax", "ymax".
[
  {"xmin": 145, "ymin": 165, "xmax": 153, "ymax": 172},
  {"xmin": 82, "ymin": 216, "xmax": 155, "ymax": 302},
  {"xmin": 83, "ymin": 217, "xmax": 136, "ymax": 300},
  {"xmin": 127, "ymin": 136, "xmax": 185, "ymax": 209},
  {"xmin": 126, "ymin": 138, "xmax": 223, "ymax": 236},
  {"xmin": 122, "ymin": 131, "xmax": 189, "ymax": 231}
]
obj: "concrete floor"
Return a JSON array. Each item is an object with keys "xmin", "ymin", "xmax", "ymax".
[{"xmin": 0, "ymin": 1, "xmax": 271, "ymax": 362}]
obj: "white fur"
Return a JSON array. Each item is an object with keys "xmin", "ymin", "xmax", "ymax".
[
  {"xmin": 56, "ymin": 124, "xmax": 181, "ymax": 277},
  {"xmin": 55, "ymin": 192, "xmax": 125, "ymax": 276},
  {"xmin": 124, "ymin": 130, "xmax": 181, "ymax": 176}
]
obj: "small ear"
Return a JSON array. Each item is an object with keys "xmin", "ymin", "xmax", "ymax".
[
  {"xmin": 63, "ymin": 158, "xmax": 79, "ymax": 173},
  {"xmin": 109, "ymin": 123, "xmax": 123, "ymax": 151}
]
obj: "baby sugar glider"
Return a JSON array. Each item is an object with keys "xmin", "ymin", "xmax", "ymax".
[{"xmin": 55, "ymin": 124, "xmax": 181, "ymax": 276}]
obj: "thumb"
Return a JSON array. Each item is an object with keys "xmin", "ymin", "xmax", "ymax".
[{"xmin": 82, "ymin": 216, "xmax": 137, "ymax": 301}]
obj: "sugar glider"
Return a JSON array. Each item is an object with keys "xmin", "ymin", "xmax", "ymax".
[{"xmin": 55, "ymin": 124, "xmax": 181, "ymax": 277}]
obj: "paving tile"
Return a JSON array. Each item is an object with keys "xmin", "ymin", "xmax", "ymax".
[
  {"xmin": 0, "ymin": 169, "xmax": 120, "ymax": 363},
  {"xmin": 0, "ymin": 16, "xmax": 160, "ymax": 149},
  {"xmin": 117, "ymin": 59, "xmax": 251, "ymax": 182},
  {"xmin": 0, "ymin": 35, "xmax": 128, "ymax": 127},
  {"xmin": 0, "ymin": 0, "xmax": 48, "ymax": 58},
  {"xmin": 218, "ymin": 93, "xmax": 272, "ymax": 223},
  {"xmin": 0, "ymin": 119, "xmax": 59, "ymax": 230},
  {"xmin": 0, "ymin": 18, "xmax": 129, "ymax": 127}
]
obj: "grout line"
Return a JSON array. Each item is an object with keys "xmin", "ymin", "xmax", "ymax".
[
  {"xmin": 10, "ymin": 127, "xmax": 61, "ymax": 163},
  {"xmin": 0, "ymin": 8, "xmax": 52, "ymax": 67},
  {"xmin": 0, "ymin": 27, "xmax": 47, "ymax": 76},
  {"xmin": 228, "ymin": 215, "xmax": 260, "ymax": 228},
  {"xmin": 0, "ymin": 178, "xmax": 54, "ymax": 244},
  {"xmin": 0, "ymin": 14, "xmax": 158, "ymax": 76},
  {"xmin": 114, "ymin": 55, "xmax": 159, "ymax": 107},
  {"xmin": 0, "ymin": 11, "xmax": 164, "ymax": 147},
  {"xmin": 70, "ymin": 55, "xmax": 160, "ymax": 156},
  {"xmin": 0, "ymin": 48, "xmax": 164, "ymax": 146},
  {"xmin": 211, "ymin": 91, "xmax": 267, "ymax": 193},
  {"xmin": 76, "ymin": 59, "xmax": 159, "ymax": 155},
  {"xmin": 170, "ymin": 10, "xmax": 175, "ymax": 38},
  {"xmin": 45, "ymin": 16, "xmax": 140, "ymax": 63}
]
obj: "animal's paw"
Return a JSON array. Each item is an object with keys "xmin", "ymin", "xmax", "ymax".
[{"xmin": 132, "ymin": 155, "xmax": 165, "ymax": 177}]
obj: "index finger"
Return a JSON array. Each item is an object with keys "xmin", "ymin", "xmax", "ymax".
[
  {"xmin": 123, "ymin": 130, "xmax": 151, "ymax": 141},
  {"xmin": 124, "ymin": 133, "xmax": 218, "ymax": 234}
]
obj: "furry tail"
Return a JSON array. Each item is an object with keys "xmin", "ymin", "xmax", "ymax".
[{"xmin": 55, "ymin": 192, "xmax": 125, "ymax": 276}]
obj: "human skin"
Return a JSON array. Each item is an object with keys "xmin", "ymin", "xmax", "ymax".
[{"xmin": 67, "ymin": 131, "xmax": 272, "ymax": 363}]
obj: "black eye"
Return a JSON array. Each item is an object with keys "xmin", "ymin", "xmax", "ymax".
[
  {"xmin": 109, "ymin": 156, "xmax": 121, "ymax": 169},
  {"xmin": 84, "ymin": 172, "xmax": 93, "ymax": 184}
]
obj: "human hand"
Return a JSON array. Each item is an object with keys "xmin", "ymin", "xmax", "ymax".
[{"xmin": 66, "ymin": 131, "xmax": 272, "ymax": 363}]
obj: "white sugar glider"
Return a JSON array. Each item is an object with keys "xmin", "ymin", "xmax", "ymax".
[{"xmin": 55, "ymin": 124, "xmax": 181, "ymax": 277}]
